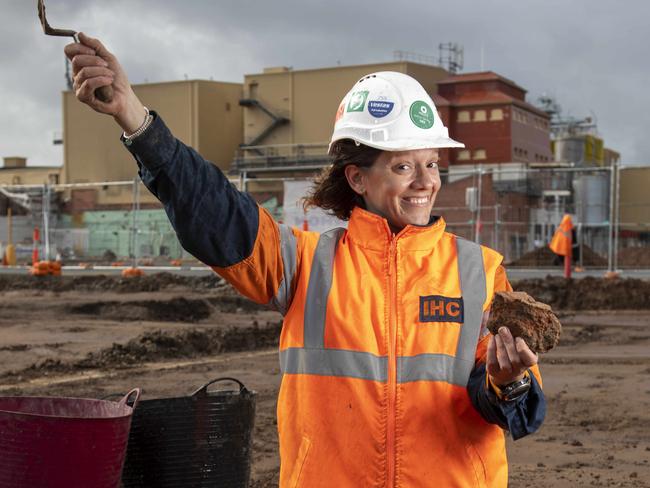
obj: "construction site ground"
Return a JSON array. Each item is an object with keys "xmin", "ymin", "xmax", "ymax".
[{"xmin": 0, "ymin": 274, "xmax": 649, "ymax": 487}]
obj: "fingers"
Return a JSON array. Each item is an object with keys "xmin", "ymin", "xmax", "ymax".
[
  {"xmin": 78, "ymin": 32, "xmax": 113, "ymax": 62},
  {"xmin": 498, "ymin": 327, "xmax": 522, "ymax": 373},
  {"xmin": 487, "ymin": 327, "xmax": 540, "ymax": 386},
  {"xmin": 72, "ymin": 63, "xmax": 114, "ymax": 103},
  {"xmin": 494, "ymin": 333, "xmax": 512, "ymax": 375},
  {"xmin": 73, "ymin": 66, "xmax": 114, "ymax": 85},
  {"xmin": 486, "ymin": 334, "xmax": 499, "ymax": 376},
  {"xmin": 75, "ymin": 76, "xmax": 114, "ymax": 107},
  {"xmin": 516, "ymin": 337, "xmax": 539, "ymax": 368},
  {"xmin": 64, "ymin": 42, "xmax": 95, "ymax": 61},
  {"xmin": 71, "ymin": 54, "xmax": 109, "ymax": 76}
]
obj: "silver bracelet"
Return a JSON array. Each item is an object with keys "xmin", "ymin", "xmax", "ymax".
[{"xmin": 123, "ymin": 107, "xmax": 154, "ymax": 145}]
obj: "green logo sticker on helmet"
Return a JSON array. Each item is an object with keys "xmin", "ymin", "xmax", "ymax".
[
  {"xmin": 347, "ymin": 91, "xmax": 369, "ymax": 112},
  {"xmin": 409, "ymin": 101, "xmax": 435, "ymax": 129}
]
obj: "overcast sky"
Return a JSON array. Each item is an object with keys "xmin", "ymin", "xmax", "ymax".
[{"xmin": 2, "ymin": 0, "xmax": 649, "ymax": 167}]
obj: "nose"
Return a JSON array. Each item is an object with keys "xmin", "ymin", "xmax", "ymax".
[{"xmin": 412, "ymin": 164, "xmax": 436, "ymax": 190}]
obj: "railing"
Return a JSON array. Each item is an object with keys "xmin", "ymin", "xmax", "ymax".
[{"xmin": 232, "ymin": 142, "xmax": 331, "ymax": 171}]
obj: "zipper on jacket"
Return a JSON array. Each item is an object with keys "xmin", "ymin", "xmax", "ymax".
[{"xmin": 386, "ymin": 237, "xmax": 398, "ymax": 488}]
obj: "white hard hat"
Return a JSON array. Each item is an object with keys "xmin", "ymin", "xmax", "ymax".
[{"xmin": 329, "ymin": 71, "xmax": 464, "ymax": 153}]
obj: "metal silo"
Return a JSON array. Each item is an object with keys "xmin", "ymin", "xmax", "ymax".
[{"xmin": 574, "ymin": 174, "xmax": 609, "ymax": 224}]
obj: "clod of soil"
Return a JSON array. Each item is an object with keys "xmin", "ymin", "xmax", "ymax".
[{"xmin": 486, "ymin": 291, "xmax": 562, "ymax": 353}]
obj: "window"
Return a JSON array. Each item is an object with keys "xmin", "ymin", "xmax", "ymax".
[
  {"xmin": 490, "ymin": 109, "xmax": 503, "ymax": 121},
  {"xmin": 457, "ymin": 150, "xmax": 471, "ymax": 161},
  {"xmin": 48, "ymin": 174, "xmax": 59, "ymax": 185},
  {"xmin": 473, "ymin": 149, "xmax": 487, "ymax": 160},
  {"xmin": 474, "ymin": 110, "xmax": 487, "ymax": 122},
  {"xmin": 457, "ymin": 111, "xmax": 470, "ymax": 123}
]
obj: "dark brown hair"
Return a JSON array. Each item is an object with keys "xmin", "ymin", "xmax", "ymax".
[{"xmin": 303, "ymin": 140, "xmax": 382, "ymax": 220}]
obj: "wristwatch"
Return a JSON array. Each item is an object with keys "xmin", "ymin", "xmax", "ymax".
[{"xmin": 489, "ymin": 371, "xmax": 531, "ymax": 402}]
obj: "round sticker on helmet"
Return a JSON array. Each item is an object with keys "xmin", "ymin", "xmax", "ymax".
[{"xmin": 409, "ymin": 101, "xmax": 434, "ymax": 129}]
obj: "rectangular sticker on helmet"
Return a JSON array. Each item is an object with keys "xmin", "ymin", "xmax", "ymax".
[{"xmin": 347, "ymin": 90, "xmax": 369, "ymax": 112}]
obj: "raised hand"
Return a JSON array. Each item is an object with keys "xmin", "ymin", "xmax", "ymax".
[{"xmin": 64, "ymin": 33, "xmax": 146, "ymax": 134}]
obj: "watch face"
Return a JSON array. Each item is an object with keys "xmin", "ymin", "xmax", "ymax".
[{"xmin": 503, "ymin": 380, "xmax": 532, "ymax": 401}]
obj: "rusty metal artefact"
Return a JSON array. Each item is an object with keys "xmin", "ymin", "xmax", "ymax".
[{"xmin": 37, "ymin": 0, "xmax": 113, "ymax": 103}]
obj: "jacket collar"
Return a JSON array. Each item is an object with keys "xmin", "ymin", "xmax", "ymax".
[{"xmin": 345, "ymin": 206, "xmax": 447, "ymax": 251}]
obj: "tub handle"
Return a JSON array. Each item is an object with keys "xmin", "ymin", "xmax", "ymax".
[
  {"xmin": 119, "ymin": 388, "xmax": 141, "ymax": 409},
  {"xmin": 192, "ymin": 377, "xmax": 246, "ymax": 397}
]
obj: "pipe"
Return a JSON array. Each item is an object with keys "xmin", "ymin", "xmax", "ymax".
[
  {"xmin": 607, "ymin": 165, "xmax": 615, "ymax": 272},
  {"xmin": 614, "ymin": 161, "xmax": 621, "ymax": 271}
]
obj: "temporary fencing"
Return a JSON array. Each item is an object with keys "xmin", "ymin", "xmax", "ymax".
[
  {"xmin": 1, "ymin": 164, "xmax": 649, "ymax": 270},
  {"xmin": 0, "ymin": 179, "xmax": 227, "ymax": 265}
]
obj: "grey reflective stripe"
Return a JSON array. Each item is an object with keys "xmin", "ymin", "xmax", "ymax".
[
  {"xmin": 454, "ymin": 237, "xmax": 486, "ymax": 385},
  {"xmin": 280, "ymin": 347, "xmax": 387, "ymax": 382},
  {"xmin": 303, "ymin": 228, "xmax": 345, "ymax": 348},
  {"xmin": 268, "ymin": 224, "xmax": 298, "ymax": 315},
  {"xmin": 397, "ymin": 239, "xmax": 485, "ymax": 385},
  {"xmin": 398, "ymin": 353, "xmax": 473, "ymax": 385},
  {"xmin": 285, "ymin": 230, "xmax": 485, "ymax": 386}
]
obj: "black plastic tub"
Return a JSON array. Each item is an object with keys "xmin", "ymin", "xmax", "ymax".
[{"xmin": 119, "ymin": 378, "xmax": 256, "ymax": 488}]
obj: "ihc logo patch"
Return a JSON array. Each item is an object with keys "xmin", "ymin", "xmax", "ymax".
[{"xmin": 419, "ymin": 295, "xmax": 464, "ymax": 323}]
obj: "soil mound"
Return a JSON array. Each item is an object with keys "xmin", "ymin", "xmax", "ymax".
[
  {"xmin": 513, "ymin": 276, "xmax": 650, "ymax": 310},
  {"xmin": 68, "ymin": 297, "xmax": 214, "ymax": 322},
  {"xmin": 508, "ymin": 245, "xmax": 607, "ymax": 267},
  {"xmin": 6, "ymin": 320, "xmax": 282, "ymax": 379},
  {"xmin": 617, "ymin": 247, "xmax": 650, "ymax": 267},
  {"xmin": 0, "ymin": 273, "xmax": 230, "ymax": 293}
]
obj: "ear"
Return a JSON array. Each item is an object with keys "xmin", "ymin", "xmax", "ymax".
[{"xmin": 344, "ymin": 165, "xmax": 366, "ymax": 195}]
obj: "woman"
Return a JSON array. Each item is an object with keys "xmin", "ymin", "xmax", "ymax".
[{"xmin": 66, "ymin": 34, "xmax": 545, "ymax": 487}]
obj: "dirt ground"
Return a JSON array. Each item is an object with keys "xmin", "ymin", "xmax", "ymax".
[{"xmin": 0, "ymin": 274, "xmax": 649, "ymax": 487}]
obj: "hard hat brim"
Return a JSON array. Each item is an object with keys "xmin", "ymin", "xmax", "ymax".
[{"xmin": 329, "ymin": 136, "xmax": 465, "ymax": 155}]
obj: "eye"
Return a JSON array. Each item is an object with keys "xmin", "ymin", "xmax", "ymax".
[
  {"xmin": 394, "ymin": 162, "xmax": 412, "ymax": 171},
  {"xmin": 427, "ymin": 161, "xmax": 438, "ymax": 169}
]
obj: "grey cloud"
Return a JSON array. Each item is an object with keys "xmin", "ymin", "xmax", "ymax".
[{"xmin": 1, "ymin": 0, "xmax": 649, "ymax": 166}]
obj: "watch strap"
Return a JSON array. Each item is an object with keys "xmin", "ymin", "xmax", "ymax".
[{"xmin": 488, "ymin": 370, "xmax": 531, "ymax": 402}]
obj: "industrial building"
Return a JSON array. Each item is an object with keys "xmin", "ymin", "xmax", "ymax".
[
  {"xmin": 0, "ymin": 157, "xmax": 61, "ymax": 187},
  {"xmin": 2, "ymin": 57, "xmax": 644, "ymax": 264},
  {"xmin": 62, "ymin": 79, "xmax": 243, "ymax": 210}
]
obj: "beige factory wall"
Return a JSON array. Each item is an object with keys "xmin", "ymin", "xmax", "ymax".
[
  {"xmin": 243, "ymin": 71, "xmax": 292, "ymax": 146},
  {"xmin": 63, "ymin": 80, "xmax": 242, "ymax": 207},
  {"xmin": 197, "ymin": 82, "xmax": 243, "ymax": 170},
  {"xmin": 243, "ymin": 62, "xmax": 450, "ymax": 146},
  {"xmin": 0, "ymin": 167, "xmax": 61, "ymax": 186},
  {"xmin": 619, "ymin": 167, "xmax": 650, "ymax": 231}
]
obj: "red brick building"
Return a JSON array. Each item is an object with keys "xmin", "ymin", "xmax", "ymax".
[
  {"xmin": 430, "ymin": 72, "xmax": 552, "ymax": 261},
  {"xmin": 434, "ymin": 71, "xmax": 552, "ymax": 167}
]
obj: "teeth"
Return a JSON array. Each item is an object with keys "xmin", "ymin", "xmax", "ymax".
[{"xmin": 406, "ymin": 197, "xmax": 429, "ymax": 204}]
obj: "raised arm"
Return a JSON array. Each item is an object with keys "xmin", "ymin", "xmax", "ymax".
[{"xmin": 64, "ymin": 35, "xmax": 299, "ymax": 311}]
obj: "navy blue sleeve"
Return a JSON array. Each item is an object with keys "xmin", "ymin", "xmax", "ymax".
[
  {"xmin": 122, "ymin": 112, "xmax": 258, "ymax": 267},
  {"xmin": 467, "ymin": 363, "xmax": 546, "ymax": 440}
]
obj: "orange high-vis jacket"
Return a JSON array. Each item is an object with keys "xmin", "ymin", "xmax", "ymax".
[
  {"xmin": 125, "ymin": 114, "xmax": 544, "ymax": 487},
  {"xmin": 214, "ymin": 206, "xmax": 542, "ymax": 488},
  {"xmin": 549, "ymin": 214, "xmax": 573, "ymax": 256}
]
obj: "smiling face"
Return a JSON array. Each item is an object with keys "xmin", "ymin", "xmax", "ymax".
[{"xmin": 344, "ymin": 148, "xmax": 441, "ymax": 233}]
